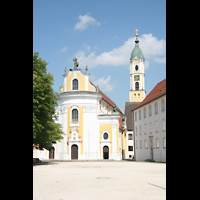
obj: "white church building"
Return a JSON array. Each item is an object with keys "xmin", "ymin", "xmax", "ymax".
[{"xmin": 33, "ymin": 58, "xmax": 127, "ymax": 160}]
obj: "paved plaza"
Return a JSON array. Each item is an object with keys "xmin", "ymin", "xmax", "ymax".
[{"xmin": 33, "ymin": 161, "xmax": 166, "ymax": 200}]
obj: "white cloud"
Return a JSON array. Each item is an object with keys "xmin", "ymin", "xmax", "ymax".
[
  {"xmin": 60, "ymin": 46, "xmax": 68, "ymax": 52},
  {"xmin": 74, "ymin": 13, "xmax": 101, "ymax": 31},
  {"xmin": 74, "ymin": 34, "xmax": 166, "ymax": 69},
  {"xmin": 154, "ymin": 57, "xmax": 166, "ymax": 63},
  {"xmin": 93, "ymin": 75, "xmax": 113, "ymax": 92},
  {"xmin": 56, "ymin": 46, "xmax": 68, "ymax": 53},
  {"xmin": 83, "ymin": 43, "xmax": 90, "ymax": 50}
]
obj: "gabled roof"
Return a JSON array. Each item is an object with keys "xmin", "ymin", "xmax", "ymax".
[
  {"xmin": 125, "ymin": 102, "xmax": 140, "ymax": 131},
  {"xmin": 90, "ymin": 81, "xmax": 123, "ymax": 115},
  {"xmin": 133, "ymin": 79, "xmax": 166, "ymax": 111}
]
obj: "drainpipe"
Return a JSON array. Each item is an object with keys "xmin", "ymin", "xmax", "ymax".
[
  {"xmin": 121, "ymin": 130, "xmax": 123, "ymax": 160},
  {"xmin": 121, "ymin": 116, "xmax": 126, "ymax": 160},
  {"xmin": 132, "ymin": 109, "xmax": 136, "ymax": 161}
]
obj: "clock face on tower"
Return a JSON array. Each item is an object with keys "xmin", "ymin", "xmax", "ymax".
[{"xmin": 134, "ymin": 75, "xmax": 140, "ymax": 81}]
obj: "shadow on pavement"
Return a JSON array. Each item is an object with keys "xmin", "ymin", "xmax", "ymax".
[{"xmin": 33, "ymin": 160, "xmax": 58, "ymax": 166}]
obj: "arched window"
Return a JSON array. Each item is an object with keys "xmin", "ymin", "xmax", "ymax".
[
  {"xmin": 135, "ymin": 82, "xmax": 139, "ymax": 90},
  {"xmin": 135, "ymin": 65, "xmax": 139, "ymax": 71},
  {"xmin": 72, "ymin": 109, "xmax": 78, "ymax": 122},
  {"xmin": 72, "ymin": 79, "xmax": 78, "ymax": 90}
]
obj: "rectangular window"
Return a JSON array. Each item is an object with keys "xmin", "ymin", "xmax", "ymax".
[
  {"xmin": 139, "ymin": 125, "xmax": 142, "ymax": 135},
  {"xmin": 162, "ymin": 100, "xmax": 165, "ymax": 111},
  {"xmin": 140, "ymin": 140, "xmax": 142, "ymax": 149},
  {"xmin": 144, "ymin": 124, "xmax": 147, "ymax": 134},
  {"xmin": 162, "ymin": 120, "xmax": 165, "ymax": 131},
  {"xmin": 156, "ymin": 139, "xmax": 159, "ymax": 148},
  {"xmin": 144, "ymin": 107, "xmax": 146, "ymax": 118},
  {"xmin": 150, "ymin": 123, "xmax": 152, "ymax": 133},
  {"xmin": 155, "ymin": 121, "xmax": 158, "ymax": 132},
  {"xmin": 144, "ymin": 140, "xmax": 148, "ymax": 149},
  {"xmin": 163, "ymin": 138, "xmax": 166, "ymax": 148},
  {"xmin": 139, "ymin": 110, "xmax": 141, "ymax": 119},
  {"xmin": 155, "ymin": 103, "xmax": 158, "ymax": 114},
  {"xmin": 149, "ymin": 106, "xmax": 152, "ymax": 116},
  {"xmin": 128, "ymin": 134, "xmax": 133, "ymax": 140},
  {"xmin": 128, "ymin": 146, "xmax": 133, "ymax": 151}
]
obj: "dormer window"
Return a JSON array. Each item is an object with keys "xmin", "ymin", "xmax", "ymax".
[{"xmin": 72, "ymin": 79, "xmax": 78, "ymax": 90}]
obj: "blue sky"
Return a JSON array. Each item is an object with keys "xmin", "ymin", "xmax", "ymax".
[{"xmin": 33, "ymin": 0, "xmax": 166, "ymax": 112}]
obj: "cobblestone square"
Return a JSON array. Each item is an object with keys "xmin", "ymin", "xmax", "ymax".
[{"xmin": 33, "ymin": 161, "xmax": 166, "ymax": 200}]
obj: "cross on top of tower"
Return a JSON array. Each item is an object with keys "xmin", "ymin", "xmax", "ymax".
[{"xmin": 135, "ymin": 29, "xmax": 138, "ymax": 37}]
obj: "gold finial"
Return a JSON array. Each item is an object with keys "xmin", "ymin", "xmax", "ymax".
[{"xmin": 135, "ymin": 28, "xmax": 138, "ymax": 37}]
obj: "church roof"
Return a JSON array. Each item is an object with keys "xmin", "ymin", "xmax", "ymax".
[
  {"xmin": 124, "ymin": 102, "xmax": 140, "ymax": 131},
  {"xmin": 130, "ymin": 36, "xmax": 144, "ymax": 60},
  {"xmin": 130, "ymin": 46, "xmax": 144, "ymax": 60},
  {"xmin": 133, "ymin": 79, "xmax": 166, "ymax": 111},
  {"xmin": 89, "ymin": 81, "xmax": 123, "ymax": 115}
]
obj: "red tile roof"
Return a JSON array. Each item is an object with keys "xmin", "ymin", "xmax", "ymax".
[
  {"xmin": 133, "ymin": 79, "xmax": 166, "ymax": 110},
  {"xmin": 90, "ymin": 81, "xmax": 123, "ymax": 115}
]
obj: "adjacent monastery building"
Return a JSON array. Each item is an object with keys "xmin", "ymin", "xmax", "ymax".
[{"xmin": 133, "ymin": 79, "xmax": 166, "ymax": 162}]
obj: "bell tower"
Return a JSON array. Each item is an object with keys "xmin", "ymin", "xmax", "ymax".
[{"xmin": 129, "ymin": 29, "xmax": 146, "ymax": 102}]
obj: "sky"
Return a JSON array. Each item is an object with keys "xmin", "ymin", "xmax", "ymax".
[{"xmin": 33, "ymin": 0, "xmax": 166, "ymax": 113}]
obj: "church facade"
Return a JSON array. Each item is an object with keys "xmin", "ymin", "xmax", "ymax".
[{"xmin": 33, "ymin": 58, "xmax": 126, "ymax": 160}]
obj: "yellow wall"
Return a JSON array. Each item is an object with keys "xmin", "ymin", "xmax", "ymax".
[
  {"xmin": 67, "ymin": 72, "xmax": 74, "ymax": 91},
  {"xmin": 99, "ymin": 124, "xmax": 112, "ymax": 155},
  {"xmin": 124, "ymin": 132, "xmax": 127, "ymax": 155},
  {"xmin": 64, "ymin": 71, "xmax": 86, "ymax": 91},
  {"xmin": 76, "ymin": 72, "xmax": 85, "ymax": 91},
  {"xmin": 116, "ymin": 124, "xmax": 119, "ymax": 155},
  {"xmin": 66, "ymin": 106, "xmax": 84, "ymax": 155},
  {"xmin": 130, "ymin": 91, "xmax": 146, "ymax": 102},
  {"xmin": 121, "ymin": 131, "xmax": 127, "ymax": 156},
  {"xmin": 88, "ymin": 81, "xmax": 94, "ymax": 91},
  {"xmin": 61, "ymin": 71, "xmax": 95, "ymax": 92}
]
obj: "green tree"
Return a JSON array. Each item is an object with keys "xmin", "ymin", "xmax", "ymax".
[{"xmin": 33, "ymin": 52, "xmax": 64, "ymax": 150}]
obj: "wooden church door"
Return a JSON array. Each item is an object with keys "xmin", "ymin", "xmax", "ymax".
[
  {"xmin": 49, "ymin": 147, "xmax": 55, "ymax": 159},
  {"xmin": 71, "ymin": 144, "xmax": 78, "ymax": 159},
  {"xmin": 103, "ymin": 146, "xmax": 109, "ymax": 159}
]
